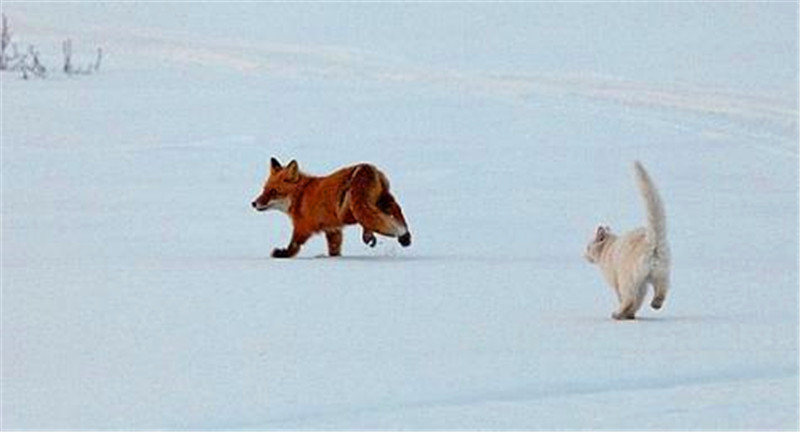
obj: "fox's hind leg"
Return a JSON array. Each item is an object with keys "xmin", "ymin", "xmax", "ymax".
[
  {"xmin": 338, "ymin": 189, "xmax": 378, "ymax": 248},
  {"xmin": 350, "ymin": 200, "xmax": 406, "ymax": 239},
  {"xmin": 362, "ymin": 229, "xmax": 377, "ymax": 247}
]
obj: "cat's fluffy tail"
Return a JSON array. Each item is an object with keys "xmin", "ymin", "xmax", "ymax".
[{"xmin": 634, "ymin": 161, "xmax": 668, "ymax": 252}]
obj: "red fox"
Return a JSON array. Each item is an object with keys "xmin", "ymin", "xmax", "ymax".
[{"xmin": 251, "ymin": 158, "xmax": 412, "ymax": 258}]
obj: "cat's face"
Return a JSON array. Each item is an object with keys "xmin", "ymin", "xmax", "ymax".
[{"xmin": 584, "ymin": 225, "xmax": 613, "ymax": 263}]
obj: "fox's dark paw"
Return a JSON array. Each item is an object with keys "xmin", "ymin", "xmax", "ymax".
[
  {"xmin": 362, "ymin": 232, "xmax": 377, "ymax": 248},
  {"xmin": 398, "ymin": 232, "xmax": 411, "ymax": 247},
  {"xmin": 651, "ymin": 297, "xmax": 664, "ymax": 310},
  {"xmin": 271, "ymin": 248, "xmax": 292, "ymax": 258}
]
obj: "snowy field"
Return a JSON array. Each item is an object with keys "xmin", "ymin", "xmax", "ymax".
[{"xmin": 1, "ymin": 3, "xmax": 798, "ymax": 430}]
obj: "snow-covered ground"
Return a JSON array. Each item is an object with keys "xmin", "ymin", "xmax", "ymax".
[{"xmin": 2, "ymin": 3, "xmax": 797, "ymax": 430}]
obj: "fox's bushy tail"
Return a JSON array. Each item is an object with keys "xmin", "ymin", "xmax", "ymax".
[
  {"xmin": 634, "ymin": 161, "xmax": 667, "ymax": 250},
  {"xmin": 348, "ymin": 165, "xmax": 410, "ymax": 239}
]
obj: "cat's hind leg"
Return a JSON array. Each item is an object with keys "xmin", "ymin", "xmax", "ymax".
[
  {"xmin": 613, "ymin": 281, "xmax": 647, "ymax": 320},
  {"xmin": 650, "ymin": 273, "xmax": 670, "ymax": 310}
]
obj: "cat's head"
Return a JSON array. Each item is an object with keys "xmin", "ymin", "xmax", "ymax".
[{"xmin": 584, "ymin": 225, "xmax": 614, "ymax": 263}]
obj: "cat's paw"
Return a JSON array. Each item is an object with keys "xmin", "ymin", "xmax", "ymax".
[
  {"xmin": 612, "ymin": 311, "xmax": 635, "ymax": 320},
  {"xmin": 650, "ymin": 297, "xmax": 664, "ymax": 310}
]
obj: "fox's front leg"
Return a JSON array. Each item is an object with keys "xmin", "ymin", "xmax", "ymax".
[
  {"xmin": 325, "ymin": 229, "xmax": 343, "ymax": 257},
  {"xmin": 272, "ymin": 230, "xmax": 311, "ymax": 258}
]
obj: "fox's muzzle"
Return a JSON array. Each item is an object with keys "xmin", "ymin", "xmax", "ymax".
[
  {"xmin": 251, "ymin": 193, "xmax": 290, "ymax": 213},
  {"xmin": 251, "ymin": 189, "xmax": 274, "ymax": 211}
]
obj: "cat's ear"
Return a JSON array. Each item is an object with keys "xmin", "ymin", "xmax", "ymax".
[{"xmin": 595, "ymin": 225, "xmax": 610, "ymax": 241}]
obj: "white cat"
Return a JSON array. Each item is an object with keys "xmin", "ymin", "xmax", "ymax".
[{"xmin": 585, "ymin": 161, "xmax": 671, "ymax": 320}]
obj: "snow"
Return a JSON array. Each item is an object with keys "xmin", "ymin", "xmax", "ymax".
[{"xmin": 1, "ymin": 3, "xmax": 798, "ymax": 430}]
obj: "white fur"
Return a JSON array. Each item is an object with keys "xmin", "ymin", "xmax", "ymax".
[
  {"xmin": 390, "ymin": 217, "xmax": 409, "ymax": 237},
  {"xmin": 585, "ymin": 161, "xmax": 670, "ymax": 320},
  {"xmin": 257, "ymin": 197, "xmax": 291, "ymax": 213}
]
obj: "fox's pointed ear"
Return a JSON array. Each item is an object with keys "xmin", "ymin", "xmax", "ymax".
[
  {"xmin": 270, "ymin": 157, "xmax": 282, "ymax": 174},
  {"xmin": 286, "ymin": 160, "xmax": 300, "ymax": 182}
]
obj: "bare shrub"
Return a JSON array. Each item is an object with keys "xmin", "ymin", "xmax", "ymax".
[{"xmin": 1, "ymin": 14, "xmax": 102, "ymax": 79}]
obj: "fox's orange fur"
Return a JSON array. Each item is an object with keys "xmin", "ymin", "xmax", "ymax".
[{"xmin": 252, "ymin": 158, "xmax": 411, "ymax": 258}]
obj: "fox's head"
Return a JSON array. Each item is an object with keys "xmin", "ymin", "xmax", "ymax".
[
  {"xmin": 251, "ymin": 157, "xmax": 302, "ymax": 213},
  {"xmin": 584, "ymin": 225, "xmax": 614, "ymax": 264}
]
